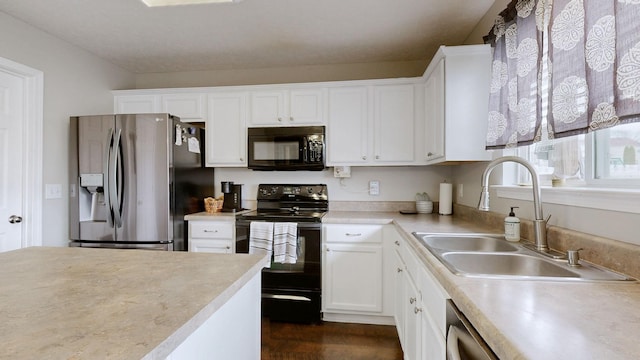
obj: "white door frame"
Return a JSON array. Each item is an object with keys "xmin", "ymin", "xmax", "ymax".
[{"xmin": 0, "ymin": 57, "xmax": 44, "ymax": 247}]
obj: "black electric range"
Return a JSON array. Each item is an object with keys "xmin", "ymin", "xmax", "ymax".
[{"xmin": 235, "ymin": 184, "xmax": 328, "ymax": 323}]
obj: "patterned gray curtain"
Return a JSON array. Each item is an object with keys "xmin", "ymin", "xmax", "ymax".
[
  {"xmin": 549, "ymin": 0, "xmax": 640, "ymax": 139},
  {"xmin": 484, "ymin": 0, "xmax": 546, "ymax": 149},
  {"xmin": 485, "ymin": 0, "xmax": 640, "ymax": 148}
]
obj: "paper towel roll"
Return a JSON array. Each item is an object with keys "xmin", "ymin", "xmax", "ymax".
[{"xmin": 439, "ymin": 183, "xmax": 453, "ymax": 215}]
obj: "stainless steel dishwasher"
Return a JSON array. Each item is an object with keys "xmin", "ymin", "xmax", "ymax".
[{"xmin": 446, "ymin": 300, "xmax": 498, "ymax": 360}]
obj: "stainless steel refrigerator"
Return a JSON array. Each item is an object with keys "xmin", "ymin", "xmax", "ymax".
[{"xmin": 69, "ymin": 114, "xmax": 214, "ymax": 251}]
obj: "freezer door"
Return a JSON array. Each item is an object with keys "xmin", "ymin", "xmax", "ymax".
[
  {"xmin": 72, "ymin": 115, "xmax": 117, "ymax": 241},
  {"xmin": 114, "ymin": 114, "xmax": 171, "ymax": 242}
]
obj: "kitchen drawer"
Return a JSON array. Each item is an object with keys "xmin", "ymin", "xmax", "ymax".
[
  {"xmin": 190, "ymin": 221, "xmax": 234, "ymax": 239},
  {"xmin": 189, "ymin": 239, "xmax": 234, "ymax": 253},
  {"xmin": 324, "ymin": 224, "xmax": 383, "ymax": 244}
]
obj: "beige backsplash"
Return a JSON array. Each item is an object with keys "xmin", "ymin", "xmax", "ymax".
[{"xmin": 329, "ymin": 201, "xmax": 640, "ymax": 279}]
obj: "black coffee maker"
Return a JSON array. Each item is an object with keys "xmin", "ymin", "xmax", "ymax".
[{"xmin": 221, "ymin": 181, "xmax": 243, "ymax": 212}]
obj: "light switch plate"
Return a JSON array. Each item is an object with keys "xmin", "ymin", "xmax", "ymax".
[
  {"xmin": 369, "ymin": 180, "xmax": 380, "ymax": 196},
  {"xmin": 334, "ymin": 166, "xmax": 351, "ymax": 178},
  {"xmin": 45, "ymin": 184, "xmax": 62, "ymax": 199}
]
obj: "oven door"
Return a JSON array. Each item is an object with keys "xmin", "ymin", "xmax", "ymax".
[
  {"xmin": 236, "ymin": 220, "xmax": 322, "ymax": 322},
  {"xmin": 236, "ymin": 221, "xmax": 320, "ymax": 287}
]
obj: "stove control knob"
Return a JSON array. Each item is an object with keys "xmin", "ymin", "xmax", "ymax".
[{"xmin": 307, "ymin": 187, "xmax": 314, "ymax": 194}]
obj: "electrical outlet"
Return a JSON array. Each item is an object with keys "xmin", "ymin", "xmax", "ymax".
[
  {"xmin": 369, "ymin": 180, "xmax": 380, "ymax": 196},
  {"xmin": 334, "ymin": 166, "xmax": 351, "ymax": 178}
]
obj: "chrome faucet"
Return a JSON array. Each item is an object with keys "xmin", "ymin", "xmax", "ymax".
[{"xmin": 478, "ymin": 156, "xmax": 549, "ymax": 252}]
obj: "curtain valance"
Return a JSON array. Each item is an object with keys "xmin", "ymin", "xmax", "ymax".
[{"xmin": 485, "ymin": 0, "xmax": 640, "ymax": 149}]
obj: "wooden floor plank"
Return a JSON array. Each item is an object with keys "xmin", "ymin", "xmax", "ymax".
[{"xmin": 261, "ymin": 318, "xmax": 403, "ymax": 360}]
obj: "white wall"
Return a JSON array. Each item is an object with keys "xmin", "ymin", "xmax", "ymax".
[
  {"xmin": 0, "ymin": 11, "xmax": 135, "ymax": 247},
  {"xmin": 215, "ymin": 166, "xmax": 453, "ymax": 209},
  {"xmin": 135, "ymin": 60, "xmax": 428, "ymax": 89}
]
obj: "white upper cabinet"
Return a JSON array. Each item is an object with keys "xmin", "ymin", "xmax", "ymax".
[
  {"xmin": 249, "ymin": 88, "xmax": 325, "ymax": 126},
  {"xmin": 205, "ymin": 92, "xmax": 248, "ymax": 167},
  {"xmin": 424, "ymin": 58, "xmax": 445, "ymax": 162},
  {"xmin": 423, "ymin": 45, "xmax": 492, "ymax": 164},
  {"xmin": 326, "ymin": 82, "xmax": 423, "ymax": 166},
  {"xmin": 327, "ymin": 86, "xmax": 370, "ymax": 165},
  {"xmin": 114, "ymin": 94, "xmax": 160, "ymax": 114},
  {"xmin": 114, "ymin": 92, "xmax": 206, "ymax": 122},
  {"xmin": 161, "ymin": 93, "xmax": 207, "ymax": 122},
  {"xmin": 373, "ymin": 84, "xmax": 416, "ymax": 164}
]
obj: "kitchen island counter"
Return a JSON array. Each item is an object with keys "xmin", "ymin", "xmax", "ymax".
[
  {"xmin": 324, "ymin": 210, "xmax": 640, "ymax": 360},
  {"xmin": 0, "ymin": 246, "xmax": 267, "ymax": 359}
]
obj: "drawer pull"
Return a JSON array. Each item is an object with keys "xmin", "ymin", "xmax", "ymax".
[
  {"xmin": 394, "ymin": 240, "xmax": 400, "ymax": 246},
  {"xmin": 397, "ymin": 268, "xmax": 403, "ymax": 273},
  {"xmin": 409, "ymin": 297, "xmax": 416, "ymax": 304},
  {"xmin": 414, "ymin": 307, "xmax": 423, "ymax": 314},
  {"xmin": 345, "ymin": 233, "xmax": 362, "ymax": 237},
  {"xmin": 204, "ymin": 230, "xmax": 218, "ymax": 233}
]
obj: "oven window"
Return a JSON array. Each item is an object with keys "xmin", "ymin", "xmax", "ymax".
[
  {"xmin": 253, "ymin": 141, "xmax": 300, "ymax": 161},
  {"xmin": 270, "ymin": 235, "xmax": 306, "ymax": 272}
]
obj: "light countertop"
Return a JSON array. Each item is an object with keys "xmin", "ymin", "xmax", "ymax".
[
  {"xmin": 324, "ymin": 211, "xmax": 640, "ymax": 360},
  {"xmin": 0, "ymin": 247, "xmax": 267, "ymax": 359}
]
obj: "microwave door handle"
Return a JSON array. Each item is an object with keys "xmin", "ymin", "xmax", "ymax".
[
  {"xmin": 303, "ymin": 137, "xmax": 308, "ymax": 162},
  {"xmin": 104, "ymin": 128, "xmax": 114, "ymax": 228}
]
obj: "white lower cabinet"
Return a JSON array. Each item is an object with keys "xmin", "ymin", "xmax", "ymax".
[
  {"xmin": 322, "ymin": 224, "xmax": 395, "ymax": 324},
  {"xmin": 188, "ymin": 220, "xmax": 235, "ymax": 254},
  {"xmin": 394, "ymin": 232, "xmax": 449, "ymax": 360}
]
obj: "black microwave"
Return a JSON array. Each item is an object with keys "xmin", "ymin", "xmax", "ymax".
[{"xmin": 247, "ymin": 126, "xmax": 325, "ymax": 171}]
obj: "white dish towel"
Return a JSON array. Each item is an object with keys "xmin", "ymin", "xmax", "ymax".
[
  {"xmin": 249, "ymin": 221, "xmax": 274, "ymax": 267},
  {"xmin": 273, "ymin": 222, "xmax": 298, "ymax": 264}
]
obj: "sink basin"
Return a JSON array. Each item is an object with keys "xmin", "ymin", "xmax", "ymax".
[
  {"xmin": 416, "ymin": 233, "xmax": 518, "ymax": 252},
  {"xmin": 442, "ymin": 253, "xmax": 579, "ymax": 278},
  {"xmin": 412, "ymin": 232, "xmax": 635, "ymax": 282}
]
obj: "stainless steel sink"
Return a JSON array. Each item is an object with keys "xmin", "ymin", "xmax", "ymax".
[
  {"xmin": 412, "ymin": 232, "xmax": 635, "ymax": 282},
  {"xmin": 442, "ymin": 253, "xmax": 578, "ymax": 278},
  {"xmin": 418, "ymin": 233, "xmax": 518, "ymax": 252}
]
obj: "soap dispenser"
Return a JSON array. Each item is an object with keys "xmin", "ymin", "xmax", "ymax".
[{"xmin": 504, "ymin": 207, "xmax": 520, "ymax": 242}]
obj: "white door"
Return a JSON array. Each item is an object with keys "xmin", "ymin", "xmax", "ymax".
[
  {"xmin": 0, "ymin": 70, "xmax": 24, "ymax": 251},
  {"xmin": 0, "ymin": 57, "xmax": 43, "ymax": 251}
]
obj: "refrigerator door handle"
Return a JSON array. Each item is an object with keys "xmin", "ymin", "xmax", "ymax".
[
  {"xmin": 104, "ymin": 128, "xmax": 114, "ymax": 228},
  {"xmin": 110, "ymin": 128, "xmax": 123, "ymax": 228}
]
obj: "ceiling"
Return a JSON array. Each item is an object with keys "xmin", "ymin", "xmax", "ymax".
[{"xmin": 0, "ymin": 0, "xmax": 495, "ymax": 74}]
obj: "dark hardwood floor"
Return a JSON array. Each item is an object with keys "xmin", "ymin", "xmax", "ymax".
[{"xmin": 261, "ymin": 318, "xmax": 403, "ymax": 360}]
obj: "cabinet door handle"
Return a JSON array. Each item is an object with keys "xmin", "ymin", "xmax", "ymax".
[
  {"xmin": 289, "ymin": 116, "xmax": 294, "ymax": 121},
  {"xmin": 277, "ymin": 117, "xmax": 283, "ymax": 122},
  {"xmin": 345, "ymin": 233, "xmax": 362, "ymax": 237},
  {"xmin": 375, "ymin": 155, "xmax": 380, "ymax": 160},
  {"xmin": 362, "ymin": 156, "xmax": 367, "ymax": 160},
  {"xmin": 226, "ymin": 246, "xmax": 231, "ymax": 249},
  {"xmin": 414, "ymin": 307, "xmax": 423, "ymax": 314},
  {"xmin": 204, "ymin": 229, "xmax": 218, "ymax": 233},
  {"xmin": 397, "ymin": 268, "xmax": 403, "ymax": 273},
  {"xmin": 427, "ymin": 152, "xmax": 433, "ymax": 157},
  {"xmin": 240, "ymin": 158, "xmax": 244, "ymax": 162},
  {"xmin": 409, "ymin": 297, "xmax": 416, "ymax": 304},
  {"xmin": 394, "ymin": 240, "xmax": 400, "ymax": 246}
]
